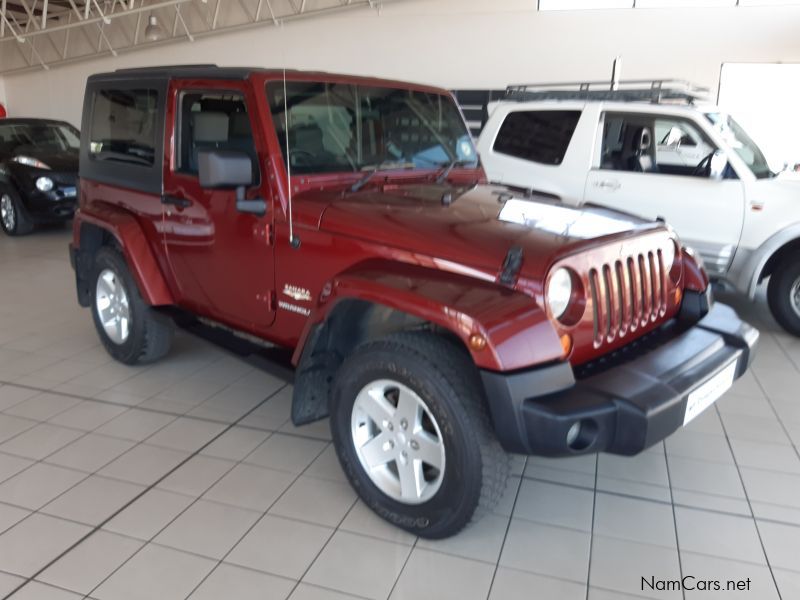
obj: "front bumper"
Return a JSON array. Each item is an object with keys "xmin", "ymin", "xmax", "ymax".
[{"xmin": 481, "ymin": 303, "xmax": 758, "ymax": 456}]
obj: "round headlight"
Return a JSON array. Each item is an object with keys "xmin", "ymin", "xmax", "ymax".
[
  {"xmin": 663, "ymin": 239, "xmax": 682, "ymax": 283},
  {"xmin": 547, "ymin": 268, "xmax": 573, "ymax": 319},
  {"xmin": 36, "ymin": 177, "xmax": 54, "ymax": 192}
]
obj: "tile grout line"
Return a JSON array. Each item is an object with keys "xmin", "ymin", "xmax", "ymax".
[
  {"xmin": 180, "ymin": 438, "xmax": 338, "ymax": 600},
  {"xmin": 0, "ymin": 376, "xmax": 336, "ymax": 445},
  {"xmin": 584, "ymin": 453, "xmax": 599, "ymax": 600},
  {"xmin": 484, "ymin": 458, "xmax": 526, "ymax": 600},
  {"xmin": 662, "ymin": 441, "xmax": 687, "ymax": 600},
  {"xmin": 0, "ymin": 382, "xmax": 290, "ymax": 600},
  {"xmin": 749, "ymin": 369, "xmax": 800, "ymax": 464},
  {"xmin": 714, "ymin": 404, "xmax": 783, "ymax": 600}
]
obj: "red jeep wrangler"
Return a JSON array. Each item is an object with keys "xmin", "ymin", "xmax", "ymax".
[{"xmin": 70, "ymin": 65, "xmax": 758, "ymax": 538}]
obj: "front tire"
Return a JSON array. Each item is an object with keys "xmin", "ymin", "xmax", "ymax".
[
  {"xmin": 767, "ymin": 255, "xmax": 800, "ymax": 336},
  {"xmin": 330, "ymin": 331, "xmax": 509, "ymax": 539},
  {"xmin": 0, "ymin": 186, "xmax": 33, "ymax": 236},
  {"xmin": 91, "ymin": 247, "xmax": 174, "ymax": 364}
]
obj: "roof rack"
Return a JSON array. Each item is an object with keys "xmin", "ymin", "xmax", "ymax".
[{"xmin": 503, "ymin": 79, "xmax": 711, "ymax": 105}]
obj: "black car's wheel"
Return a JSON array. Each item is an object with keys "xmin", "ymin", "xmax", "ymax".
[
  {"xmin": 0, "ymin": 186, "xmax": 33, "ymax": 236},
  {"xmin": 768, "ymin": 255, "xmax": 800, "ymax": 336},
  {"xmin": 330, "ymin": 331, "xmax": 509, "ymax": 539},
  {"xmin": 91, "ymin": 247, "xmax": 174, "ymax": 365}
]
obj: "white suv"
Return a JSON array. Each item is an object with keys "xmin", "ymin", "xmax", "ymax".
[{"xmin": 476, "ymin": 81, "xmax": 800, "ymax": 335}]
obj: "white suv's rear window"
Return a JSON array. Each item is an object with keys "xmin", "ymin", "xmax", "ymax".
[{"xmin": 493, "ymin": 110, "xmax": 581, "ymax": 166}]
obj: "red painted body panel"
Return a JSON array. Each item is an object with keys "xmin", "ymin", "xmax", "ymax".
[
  {"xmin": 73, "ymin": 69, "xmax": 699, "ymax": 374},
  {"xmin": 74, "ymin": 183, "xmax": 173, "ymax": 306}
]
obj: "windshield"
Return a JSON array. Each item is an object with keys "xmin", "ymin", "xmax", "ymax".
[
  {"xmin": 705, "ymin": 112, "xmax": 773, "ymax": 179},
  {"xmin": 266, "ymin": 81, "xmax": 478, "ymax": 175},
  {"xmin": 0, "ymin": 122, "xmax": 80, "ymax": 156}
]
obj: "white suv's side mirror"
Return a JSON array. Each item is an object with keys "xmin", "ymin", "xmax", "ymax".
[{"xmin": 709, "ymin": 150, "xmax": 728, "ymax": 181}]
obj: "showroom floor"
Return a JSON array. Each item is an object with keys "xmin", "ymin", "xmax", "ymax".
[{"xmin": 0, "ymin": 228, "xmax": 798, "ymax": 600}]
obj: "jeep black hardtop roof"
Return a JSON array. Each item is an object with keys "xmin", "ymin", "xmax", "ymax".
[{"xmin": 88, "ymin": 64, "xmax": 283, "ymax": 82}]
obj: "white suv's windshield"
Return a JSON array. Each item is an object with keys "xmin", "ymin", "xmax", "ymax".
[
  {"xmin": 267, "ymin": 81, "xmax": 478, "ymax": 175},
  {"xmin": 705, "ymin": 112, "xmax": 773, "ymax": 179}
]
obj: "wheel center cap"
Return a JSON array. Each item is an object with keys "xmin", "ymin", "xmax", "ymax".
[{"xmin": 396, "ymin": 431, "xmax": 408, "ymax": 445}]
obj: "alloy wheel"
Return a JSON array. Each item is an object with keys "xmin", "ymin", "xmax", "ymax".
[
  {"xmin": 350, "ymin": 379, "xmax": 446, "ymax": 504},
  {"xmin": 96, "ymin": 268, "xmax": 131, "ymax": 345},
  {"xmin": 0, "ymin": 194, "xmax": 15, "ymax": 232}
]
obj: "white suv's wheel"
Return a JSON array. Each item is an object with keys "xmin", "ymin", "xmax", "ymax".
[
  {"xmin": 331, "ymin": 331, "xmax": 509, "ymax": 539},
  {"xmin": 91, "ymin": 247, "xmax": 174, "ymax": 364},
  {"xmin": 768, "ymin": 256, "xmax": 800, "ymax": 337}
]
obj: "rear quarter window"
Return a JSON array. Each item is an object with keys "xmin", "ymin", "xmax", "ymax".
[
  {"xmin": 493, "ymin": 110, "xmax": 581, "ymax": 165},
  {"xmin": 89, "ymin": 88, "xmax": 158, "ymax": 166}
]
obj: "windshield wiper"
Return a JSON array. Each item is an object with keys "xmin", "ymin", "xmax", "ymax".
[
  {"xmin": 435, "ymin": 159, "xmax": 477, "ymax": 184},
  {"xmin": 350, "ymin": 160, "xmax": 415, "ymax": 192}
]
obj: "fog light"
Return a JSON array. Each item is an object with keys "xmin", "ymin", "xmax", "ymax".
[
  {"xmin": 565, "ymin": 418, "xmax": 599, "ymax": 451},
  {"xmin": 36, "ymin": 177, "xmax": 54, "ymax": 192}
]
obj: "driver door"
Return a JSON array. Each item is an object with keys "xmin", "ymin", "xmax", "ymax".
[
  {"xmin": 584, "ymin": 112, "xmax": 745, "ymax": 277},
  {"xmin": 162, "ymin": 81, "xmax": 276, "ymax": 332}
]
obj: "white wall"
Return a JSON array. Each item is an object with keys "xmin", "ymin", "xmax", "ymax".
[{"xmin": 3, "ymin": 0, "xmax": 800, "ymax": 126}]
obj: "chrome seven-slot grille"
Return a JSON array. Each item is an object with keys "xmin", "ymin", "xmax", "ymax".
[{"xmin": 588, "ymin": 249, "xmax": 669, "ymax": 349}]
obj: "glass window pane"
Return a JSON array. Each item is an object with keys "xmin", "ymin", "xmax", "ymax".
[
  {"xmin": 266, "ymin": 81, "xmax": 477, "ymax": 175},
  {"xmin": 176, "ymin": 90, "xmax": 258, "ymax": 183},
  {"xmin": 739, "ymin": 0, "xmax": 800, "ymax": 5},
  {"xmin": 635, "ymin": 0, "xmax": 735, "ymax": 7},
  {"xmin": 89, "ymin": 89, "xmax": 157, "ymax": 166},
  {"xmin": 493, "ymin": 110, "xmax": 581, "ymax": 165},
  {"xmin": 539, "ymin": 0, "xmax": 633, "ymax": 10}
]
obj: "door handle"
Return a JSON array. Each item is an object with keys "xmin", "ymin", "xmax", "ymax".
[
  {"xmin": 594, "ymin": 179, "xmax": 621, "ymax": 191},
  {"xmin": 162, "ymin": 195, "xmax": 192, "ymax": 209}
]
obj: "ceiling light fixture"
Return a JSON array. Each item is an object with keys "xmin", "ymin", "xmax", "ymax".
[{"xmin": 144, "ymin": 15, "xmax": 165, "ymax": 42}]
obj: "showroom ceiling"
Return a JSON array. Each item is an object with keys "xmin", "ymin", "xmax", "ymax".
[{"xmin": 0, "ymin": 0, "xmax": 408, "ymax": 74}]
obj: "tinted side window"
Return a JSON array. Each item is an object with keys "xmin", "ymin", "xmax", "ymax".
[
  {"xmin": 89, "ymin": 89, "xmax": 158, "ymax": 166},
  {"xmin": 493, "ymin": 110, "xmax": 581, "ymax": 165}
]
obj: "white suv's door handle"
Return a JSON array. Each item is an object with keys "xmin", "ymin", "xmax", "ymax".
[{"xmin": 594, "ymin": 179, "xmax": 621, "ymax": 191}]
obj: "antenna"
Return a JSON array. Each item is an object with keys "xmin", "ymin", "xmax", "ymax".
[{"xmin": 283, "ymin": 69, "xmax": 300, "ymax": 249}]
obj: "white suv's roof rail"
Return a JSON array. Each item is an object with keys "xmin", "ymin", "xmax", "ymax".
[{"xmin": 504, "ymin": 80, "xmax": 711, "ymax": 105}]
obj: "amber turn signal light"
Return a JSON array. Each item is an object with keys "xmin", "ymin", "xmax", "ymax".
[
  {"xmin": 560, "ymin": 333, "xmax": 573, "ymax": 357},
  {"xmin": 673, "ymin": 288, "xmax": 683, "ymax": 306},
  {"xmin": 468, "ymin": 333, "xmax": 487, "ymax": 351}
]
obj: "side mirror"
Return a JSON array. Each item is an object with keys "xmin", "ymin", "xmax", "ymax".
[
  {"xmin": 709, "ymin": 150, "xmax": 728, "ymax": 181},
  {"xmin": 198, "ymin": 150, "xmax": 253, "ymax": 188},
  {"xmin": 198, "ymin": 150, "xmax": 266, "ymax": 216}
]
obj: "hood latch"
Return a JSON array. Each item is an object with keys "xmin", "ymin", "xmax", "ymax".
[{"xmin": 499, "ymin": 246, "xmax": 524, "ymax": 286}]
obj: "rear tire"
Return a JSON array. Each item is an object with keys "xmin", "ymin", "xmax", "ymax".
[
  {"xmin": 330, "ymin": 331, "xmax": 509, "ymax": 539},
  {"xmin": 0, "ymin": 186, "xmax": 33, "ymax": 236},
  {"xmin": 767, "ymin": 255, "xmax": 800, "ymax": 337},
  {"xmin": 91, "ymin": 247, "xmax": 174, "ymax": 364}
]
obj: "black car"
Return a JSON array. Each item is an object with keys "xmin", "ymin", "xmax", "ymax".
[{"xmin": 0, "ymin": 118, "xmax": 80, "ymax": 236}]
